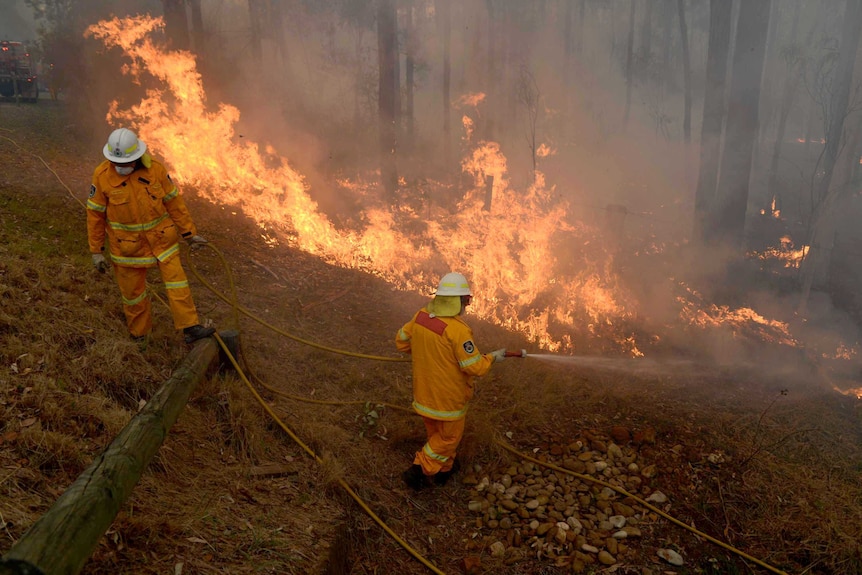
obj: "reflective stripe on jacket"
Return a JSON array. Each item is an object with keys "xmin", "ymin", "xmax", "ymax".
[
  {"xmin": 86, "ymin": 158, "xmax": 196, "ymax": 268},
  {"xmin": 396, "ymin": 306, "xmax": 494, "ymax": 421}
]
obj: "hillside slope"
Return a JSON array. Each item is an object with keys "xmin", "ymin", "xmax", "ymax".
[{"xmin": 2, "ymin": 102, "xmax": 862, "ymax": 575}]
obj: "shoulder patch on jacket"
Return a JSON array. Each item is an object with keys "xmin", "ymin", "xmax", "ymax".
[
  {"xmin": 462, "ymin": 340, "xmax": 475, "ymax": 354},
  {"xmin": 89, "ymin": 184, "xmax": 96, "ymax": 198},
  {"xmin": 416, "ymin": 311, "xmax": 447, "ymax": 336}
]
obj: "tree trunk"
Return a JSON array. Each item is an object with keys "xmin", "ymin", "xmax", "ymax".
[
  {"xmin": 704, "ymin": 0, "xmax": 771, "ymax": 247},
  {"xmin": 378, "ymin": 0, "xmax": 399, "ymax": 200},
  {"xmin": 270, "ymin": 0, "xmax": 288, "ymax": 64},
  {"xmin": 639, "ymin": 0, "xmax": 654, "ymax": 61},
  {"xmin": 798, "ymin": 0, "xmax": 862, "ymax": 314},
  {"xmin": 623, "ymin": 0, "xmax": 635, "ymax": 130},
  {"xmin": 405, "ymin": 0, "xmax": 415, "ymax": 144},
  {"xmin": 162, "ymin": 0, "xmax": 190, "ymax": 50},
  {"xmin": 438, "ymin": 0, "xmax": 452, "ymax": 167},
  {"xmin": 766, "ymin": 1, "xmax": 809, "ymax": 211},
  {"xmin": 678, "ymin": 0, "xmax": 691, "ymax": 146},
  {"xmin": 812, "ymin": 0, "xmax": 862, "ymax": 205},
  {"xmin": 1, "ymin": 340, "xmax": 218, "ymax": 575},
  {"xmin": 189, "ymin": 0, "xmax": 205, "ymax": 54},
  {"xmin": 563, "ymin": 0, "xmax": 573, "ymax": 63},
  {"xmin": 248, "ymin": 0, "xmax": 264, "ymax": 63},
  {"xmin": 576, "ymin": 0, "xmax": 586, "ymax": 54}
]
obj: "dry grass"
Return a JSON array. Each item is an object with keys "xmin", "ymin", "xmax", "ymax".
[{"xmin": 2, "ymin": 102, "xmax": 862, "ymax": 575}]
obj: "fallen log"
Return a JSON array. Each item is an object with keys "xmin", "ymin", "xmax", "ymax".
[{"xmin": 0, "ymin": 338, "xmax": 219, "ymax": 575}]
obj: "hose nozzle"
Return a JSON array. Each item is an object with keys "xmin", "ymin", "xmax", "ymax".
[{"xmin": 504, "ymin": 349, "xmax": 527, "ymax": 358}]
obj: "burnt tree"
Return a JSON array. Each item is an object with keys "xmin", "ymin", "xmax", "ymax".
[
  {"xmin": 694, "ymin": 0, "xmax": 732, "ymax": 241},
  {"xmin": 704, "ymin": 0, "xmax": 771, "ymax": 246}
]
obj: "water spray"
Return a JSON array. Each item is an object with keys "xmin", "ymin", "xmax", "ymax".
[{"xmin": 504, "ymin": 349, "xmax": 528, "ymax": 358}]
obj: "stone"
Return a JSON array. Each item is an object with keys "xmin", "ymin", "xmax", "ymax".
[
  {"xmin": 489, "ymin": 541, "xmax": 506, "ymax": 558},
  {"xmin": 610, "ymin": 426, "xmax": 631, "ymax": 444},
  {"xmin": 657, "ymin": 548, "xmax": 684, "ymax": 566},
  {"xmin": 598, "ymin": 550, "xmax": 616, "ymax": 565}
]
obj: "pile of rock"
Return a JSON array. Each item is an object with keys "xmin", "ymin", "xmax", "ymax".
[{"xmin": 461, "ymin": 429, "xmax": 683, "ymax": 572}]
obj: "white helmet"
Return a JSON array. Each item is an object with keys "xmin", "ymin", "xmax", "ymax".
[
  {"xmin": 103, "ymin": 128, "xmax": 147, "ymax": 162},
  {"xmin": 435, "ymin": 272, "xmax": 471, "ymax": 296}
]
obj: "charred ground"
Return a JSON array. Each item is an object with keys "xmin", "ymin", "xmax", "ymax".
[{"xmin": 1, "ymin": 102, "xmax": 862, "ymax": 575}]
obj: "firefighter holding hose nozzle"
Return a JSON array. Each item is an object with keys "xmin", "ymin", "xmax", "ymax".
[{"xmin": 395, "ymin": 272, "xmax": 506, "ymax": 491}]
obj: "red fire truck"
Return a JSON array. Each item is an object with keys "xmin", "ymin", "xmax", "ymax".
[{"xmin": 0, "ymin": 41, "xmax": 39, "ymax": 102}]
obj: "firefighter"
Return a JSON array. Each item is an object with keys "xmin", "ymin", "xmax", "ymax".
[
  {"xmin": 395, "ymin": 272, "xmax": 506, "ymax": 490},
  {"xmin": 87, "ymin": 128, "xmax": 215, "ymax": 345}
]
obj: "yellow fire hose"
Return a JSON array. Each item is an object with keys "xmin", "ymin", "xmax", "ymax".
[
  {"xmin": 0, "ymin": 132, "xmax": 788, "ymax": 575},
  {"xmin": 190, "ymin": 243, "xmax": 789, "ymax": 575}
]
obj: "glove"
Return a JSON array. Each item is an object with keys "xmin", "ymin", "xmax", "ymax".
[
  {"xmin": 489, "ymin": 348, "xmax": 506, "ymax": 363},
  {"xmin": 91, "ymin": 253, "xmax": 109, "ymax": 273},
  {"xmin": 185, "ymin": 234, "xmax": 208, "ymax": 246}
]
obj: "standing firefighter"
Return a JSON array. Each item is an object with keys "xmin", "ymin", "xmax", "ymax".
[
  {"xmin": 395, "ymin": 272, "xmax": 506, "ymax": 490},
  {"xmin": 87, "ymin": 128, "xmax": 215, "ymax": 345}
]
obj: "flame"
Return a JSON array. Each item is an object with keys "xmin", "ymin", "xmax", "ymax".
[
  {"xmin": 461, "ymin": 115, "xmax": 474, "ymax": 143},
  {"xmin": 455, "ymin": 92, "xmax": 486, "ymax": 109},
  {"xmin": 536, "ymin": 143, "xmax": 555, "ymax": 158},
  {"xmin": 748, "ymin": 236, "xmax": 807, "ymax": 269},
  {"xmin": 85, "ymin": 15, "xmax": 831, "ymax": 361},
  {"xmin": 823, "ymin": 343, "xmax": 858, "ymax": 360},
  {"xmin": 676, "ymin": 283, "xmax": 797, "ymax": 347},
  {"xmin": 758, "ymin": 196, "xmax": 780, "ymax": 218}
]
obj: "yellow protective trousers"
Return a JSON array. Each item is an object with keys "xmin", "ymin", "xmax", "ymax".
[
  {"xmin": 414, "ymin": 416, "xmax": 465, "ymax": 475},
  {"xmin": 113, "ymin": 256, "xmax": 199, "ymax": 337}
]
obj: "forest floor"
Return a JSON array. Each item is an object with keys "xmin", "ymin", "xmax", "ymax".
[{"xmin": 1, "ymin": 100, "xmax": 862, "ymax": 575}]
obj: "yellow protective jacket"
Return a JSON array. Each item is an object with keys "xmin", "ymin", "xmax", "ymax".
[
  {"xmin": 86, "ymin": 156, "xmax": 196, "ymax": 268},
  {"xmin": 396, "ymin": 306, "xmax": 495, "ymax": 421}
]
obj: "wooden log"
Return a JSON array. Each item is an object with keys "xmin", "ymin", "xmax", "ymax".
[{"xmin": 1, "ymin": 338, "xmax": 218, "ymax": 575}]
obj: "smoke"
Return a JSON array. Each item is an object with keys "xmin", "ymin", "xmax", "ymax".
[{"xmin": 70, "ymin": 3, "xmax": 861, "ymax": 383}]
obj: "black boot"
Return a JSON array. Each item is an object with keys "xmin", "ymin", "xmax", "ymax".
[
  {"xmin": 183, "ymin": 324, "xmax": 216, "ymax": 344},
  {"xmin": 402, "ymin": 464, "xmax": 428, "ymax": 491},
  {"xmin": 433, "ymin": 458, "xmax": 461, "ymax": 486}
]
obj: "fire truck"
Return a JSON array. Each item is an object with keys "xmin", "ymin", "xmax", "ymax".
[{"xmin": 0, "ymin": 41, "xmax": 39, "ymax": 102}]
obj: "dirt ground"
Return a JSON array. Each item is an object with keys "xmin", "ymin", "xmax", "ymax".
[{"xmin": 2, "ymin": 101, "xmax": 862, "ymax": 575}]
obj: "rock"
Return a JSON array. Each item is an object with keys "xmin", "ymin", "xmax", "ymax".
[
  {"xmin": 598, "ymin": 550, "xmax": 616, "ymax": 565},
  {"xmin": 571, "ymin": 559, "xmax": 586, "ymax": 573},
  {"xmin": 640, "ymin": 464, "xmax": 657, "ymax": 478},
  {"xmin": 581, "ymin": 544, "xmax": 599, "ymax": 553},
  {"xmin": 610, "ymin": 426, "xmax": 631, "ymax": 444},
  {"xmin": 657, "ymin": 548, "xmax": 684, "ymax": 566},
  {"xmin": 566, "ymin": 516, "xmax": 583, "ymax": 534},
  {"xmin": 536, "ymin": 522, "xmax": 555, "ymax": 536},
  {"xmin": 646, "ymin": 491, "xmax": 667, "ymax": 503},
  {"xmin": 607, "ymin": 443, "xmax": 623, "ymax": 459},
  {"xmin": 609, "ymin": 515, "xmax": 626, "ymax": 528},
  {"xmin": 622, "ymin": 526, "xmax": 641, "ymax": 538},
  {"xmin": 489, "ymin": 541, "xmax": 506, "ymax": 558},
  {"xmin": 468, "ymin": 500, "xmax": 483, "ymax": 512},
  {"xmin": 526, "ymin": 499, "xmax": 540, "ymax": 510}
]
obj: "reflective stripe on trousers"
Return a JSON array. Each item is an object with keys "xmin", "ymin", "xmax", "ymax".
[
  {"xmin": 114, "ymin": 257, "xmax": 199, "ymax": 337},
  {"xmin": 413, "ymin": 416, "xmax": 465, "ymax": 475}
]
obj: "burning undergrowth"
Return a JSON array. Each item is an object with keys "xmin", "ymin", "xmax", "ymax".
[{"xmin": 83, "ymin": 14, "xmax": 858, "ymax": 374}]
